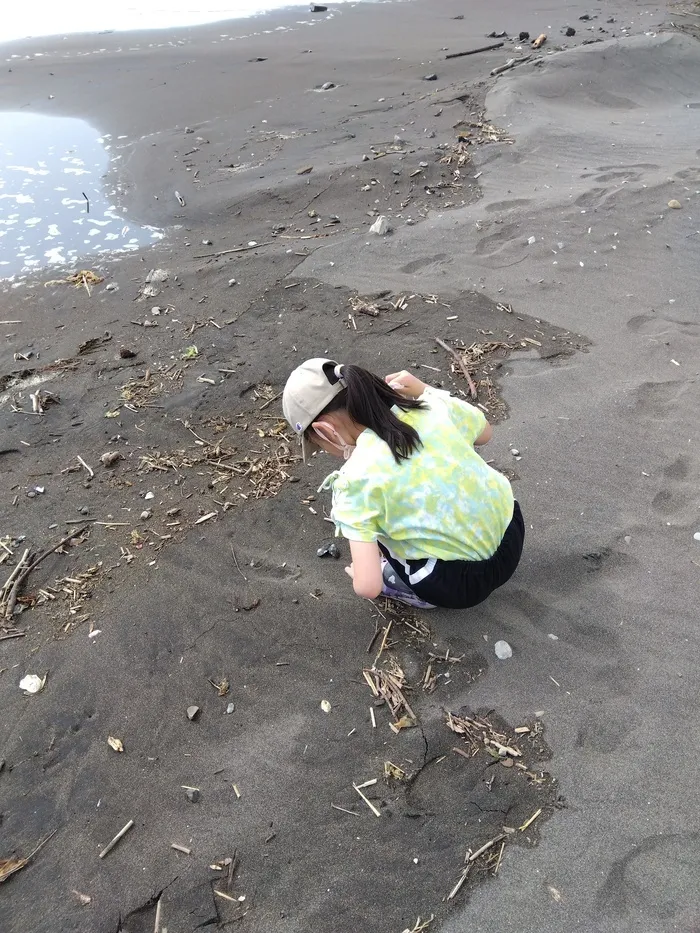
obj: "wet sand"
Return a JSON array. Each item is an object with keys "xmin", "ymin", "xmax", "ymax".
[{"xmin": 1, "ymin": 1, "xmax": 700, "ymax": 932}]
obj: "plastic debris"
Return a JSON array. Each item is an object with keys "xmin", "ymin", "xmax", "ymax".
[
  {"xmin": 19, "ymin": 674, "xmax": 47, "ymax": 694},
  {"xmin": 494, "ymin": 640, "xmax": 513, "ymax": 660}
]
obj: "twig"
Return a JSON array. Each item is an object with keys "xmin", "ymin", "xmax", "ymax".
[
  {"xmin": 170, "ymin": 843, "xmax": 191, "ymax": 854},
  {"xmin": 98, "ymin": 819, "xmax": 134, "ymax": 858},
  {"xmin": 353, "ymin": 783, "xmax": 381, "ymax": 817},
  {"xmin": 383, "ymin": 320, "xmax": 410, "ymax": 335},
  {"xmin": 77, "ymin": 455, "xmax": 94, "ymax": 478},
  {"xmin": 373, "ymin": 620, "xmax": 393, "ymax": 666},
  {"xmin": 258, "ymin": 391, "xmax": 282, "ymax": 411},
  {"xmin": 193, "ymin": 243, "xmax": 271, "ymax": 259},
  {"xmin": 447, "ymin": 863, "xmax": 471, "ymax": 900},
  {"xmin": 3, "ymin": 527, "xmax": 89, "ymax": 620},
  {"xmin": 446, "ymin": 42, "xmax": 504, "ymax": 59},
  {"xmin": 331, "ymin": 803, "xmax": 359, "ymax": 816},
  {"xmin": 491, "ymin": 54, "xmax": 534, "ymax": 76},
  {"xmin": 519, "ymin": 807, "xmax": 542, "ymax": 832},
  {"xmin": 154, "ymin": 897, "xmax": 162, "ymax": 933},
  {"xmin": 468, "ymin": 832, "xmax": 506, "ymax": 862},
  {"xmin": 435, "ymin": 337, "xmax": 478, "ymax": 398},
  {"xmin": 230, "ymin": 544, "xmax": 248, "ymax": 581},
  {"xmin": 494, "ymin": 839, "xmax": 506, "ymax": 874},
  {"xmin": 0, "ymin": 631, "xmax": 26, "ymax": 641}
]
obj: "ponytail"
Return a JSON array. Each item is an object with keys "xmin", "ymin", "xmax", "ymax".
[{"xmin": 320, "ymin": 364, "xmax": 425, "ymax": 463}]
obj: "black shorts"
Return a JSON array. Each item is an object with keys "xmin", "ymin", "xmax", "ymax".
[{"xmin": 380, "ymin": 501, "xmax": 525, "ymax": 610}]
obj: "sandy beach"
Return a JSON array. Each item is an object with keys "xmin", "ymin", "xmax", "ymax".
[{"xmin": 1, "ymin": 1, "xmax": 699, "ymax": 931}]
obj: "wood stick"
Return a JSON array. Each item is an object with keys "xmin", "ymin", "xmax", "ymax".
[
  {"xmin": 154, "ymin": 897, "xmax": 162, "ymax": 933},
  {"xmin": 435, "ymin": 337, "xmax": 478, "ymax": 398},
  {"xmin": 491, "ymin": 55, "xmax": 534, "ymax": 76},
  {"xmin": 447, "ymin": 864, "xmax": 471, "ymax": 900},
  {"xmin": 1, "ymin": 548, "xmax": 30, "ymax": 601},
  {"xmin": 446, "ymin": 42, "xmax": 504, "ymax": 59},
  {"xmin": 170, "ymin": 843, "xmax": 191, "ymax": 854},
  {"xmin": 99, "ymin": 819, "xmax": 134, "ymax": 858},
  {"xmin": 353, "ymin": 783, "xmax": 381, "ymax": 817},
  {"xmin": 0, "ymin": 631, "xmax": 26, "ymax": 641},
  {"xmin": 468, "ymin": 832, "xmax": 506, "ymax": 862},
  {"xmin": 331, "ymin": 803, "xmax": 359, "ymax": 816},
  {"xmin": 4, "ymin": 527, "xmax": 89, "ymax": 620},
  {"xmin": 77, "ymin": 455, "xmax": 94, "ymax": 478},
  {"xmin": 193, "ymin": 243, "xmax": 271, "ymax": 259}
]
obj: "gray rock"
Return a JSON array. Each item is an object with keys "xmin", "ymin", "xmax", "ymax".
[
  {"xmin": 186, "ymin": 788, "xmax": 201, "ymax": 802},
  {"xmin": 423, "ymin": 73, "xmax": 438, "ymax": 81},
  {"xmin": 187, "ymin": 705, "xmax": 200, "ymax": 721},
  {"xmin": 319, "ymin": 81, "xmax": 335, "ymax": 90},
  {"xmin": 369, "ymin": 215, "xmax": 392, "ymax": 236}
]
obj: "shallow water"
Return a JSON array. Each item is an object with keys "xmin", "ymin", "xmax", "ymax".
[
  {"xmin": 0, "ymin": 112, "xmax": 163, "ymax": 281},
  {"xmin": 1, "ymin": 0, "xmax": 370, "ymax": 44}
]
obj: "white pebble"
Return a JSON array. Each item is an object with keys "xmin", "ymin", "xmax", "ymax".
[
  {"xmin": 510, "ymin": 448, "xmax": 520, "ymax": 456},
  {"xmin": 494, "ymin": 640, "xmax": 512, "ymax": 660}
]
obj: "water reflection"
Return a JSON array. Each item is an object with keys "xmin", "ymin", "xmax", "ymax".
[{"xmin": 0, "ymin": 111, "xmax": 163, "ymax": 280}]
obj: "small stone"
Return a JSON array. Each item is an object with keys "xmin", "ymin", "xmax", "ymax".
[
  {"xmin": 100, "ymin": 451, "xmax": 121, "ymax": 467},
  {"xmin": 144, "ymin": 491, "xmax": 155, "ymax": 500},
  {"xmin": 694, "ymin": 532, "xmax": 700, "ymax": 542},
  {"xmin": 26, "ymin": 490, "xmax": 36, "ymax": 499},
  {"xmin": 624, "ymin": 535, "xmax": 632, "ymax": 544},
  {"xmin": 548, "ymin": 633, "xmax": 559, "ymax": 640},
  {"xmin": 119, "ymin": 347, "xmax": 137, "ymax": 359},
  {"xmin": 140, "ymin": 510, "xmax": 152, "ymax": 521},
  {"xmin": 500, "ymin": 757, "xmax": 514, "ymax": 768},
  {"xmin": 105, "ymin": 282, "xmax": 119, "ymax": 292},
  {"xmin": 185, "ymin": 126, "xmax": 194, "ymax": 134},
  {"xmin": 564, "ymin": 26, "xmax": 576, "ymax": 36},
  {"xmin": 78, "ymin": 506, "xmax": 90, "ymax": 515},
  {"xmin": 186, "ymin": 788, "xmax": 201, "ymax": 803},
  {"xmin": 423, "ymin": 73, "xmax": 438, "ymax": 81},
  {"xmin": 228, "ymin": 278, "xmax": 237, "ymax": 286},
  {"xmin": 319, "ymin": 81, "xmax": 335, "ymax": 90},
  {"xmin": 369, "ymin": 215, "xmax": 392, "ymax": 236},
  {"xmin": 579, "ymin": 13, "xmax": 591, "ymax": 20},
  {"xmin": 310, "ymin": 3, "xmax": 327, "ymax": 10},
  {"xmin": 392, "ymin": 169, "xmax": 401, "ymax": 176},
  {"xmin": 527, "ymin": 236, "xmax": 536, "ymax": 245},
  {"xmin": 419, "ymin": 161, "xmax": 429, "ymax": 168},
  {"xmin": 362, "ymin": 154, "xmax": 370, "ymax": 162},
  {"xmin": 328, "ymin": 543, "xmax": 340, "ymax": 559},
  {"xmin": 519, "ymin": 31, "xmax": 530, "ymax": 41},
  {"xmin": 668, "ymin": 199, "xmax": 682, "ymax": 209},
  {"xmin": 226, "ymin": 702, "xmax": 235, "ymax": 714},
  {"xmin": 510, "ymin": 448, "xmax": 520, "ymax": 456},
  {"xmin": 494, "ymin": 639, "xmax": 513, "ymax": 660},
  {"xmin": 202, "ymin": 238, "xmax": 213, "ymax": 245},
  {"xmin": 320, "ymin": 699, "xmax": 332, "ymax": 713},
  {"xmin": 187, "ymin": 705, "xmax": 200, "ymax": 720},
  {"xmin": 393, "ymin": 135, "xmax": 407, "ymax": 146}
]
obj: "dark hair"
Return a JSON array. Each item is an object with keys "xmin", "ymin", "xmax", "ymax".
[{"xmin": 310, "ymin": 363, "xmax": 425, "ymax": 463}]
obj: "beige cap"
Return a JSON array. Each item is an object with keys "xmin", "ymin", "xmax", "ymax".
[{"xmin": 283, "ymin": 358, "xmax": 345, "ymax": 461}]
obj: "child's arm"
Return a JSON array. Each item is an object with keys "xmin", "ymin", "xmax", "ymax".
[{"xmin": 345, "ymin": 540, "xmax": 383, "ymax": 600}]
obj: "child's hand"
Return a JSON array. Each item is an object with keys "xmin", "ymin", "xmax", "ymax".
[{"xmin": 384, "ymin": 370, "xmax": 427, "ymax": 399}]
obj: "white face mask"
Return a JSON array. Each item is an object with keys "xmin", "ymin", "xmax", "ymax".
[{"xmin": 312, "ymin": 421, "xmax": 356, "ymax": 460}]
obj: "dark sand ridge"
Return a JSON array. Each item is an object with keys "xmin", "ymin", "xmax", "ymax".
[{"xmin": 1, "ymin": 1, "xmax": 699, "ymax": 932}]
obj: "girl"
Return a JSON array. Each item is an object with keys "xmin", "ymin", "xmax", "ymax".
[{"xmin": 282, "ymin": 358, "xmax": 524, "ymax": 610}]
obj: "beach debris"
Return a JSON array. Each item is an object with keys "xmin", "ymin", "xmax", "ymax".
[
  {"xmin": 171, "ymin": 843, "xmax": 192, "ymax": 855},
  {"xmin": 297, "ymin": 165, "xmax": 313, "ymax": 175},
  {"xmin": 209, "ymin": 677, "xmax": 230, "ymax": 697},
  {"xmin": 519, "ymin": 31, "xmax": 530, "ymax": 40},
  {"xmin": 532, "ymin": 33, "xmax": 547, "ymax": 48},
  {"xmin": 446, "ymin": 41, "xmax": 504, "ymax": 59},
  {"xmin": 98, "ymin": 819, "xmax": 134, "ymax": 859},
  {"xmin": 317, "ymin": 542, "xmax": 340, "ymax": 559},
  {"xmin": 77, "ymin": 455, "xmax": 94, "ymax": 479},
  {"xmin": 187, "ymin": 705, "xmax": 201, "ymax": 721},
  {"xmin": 105, "ymin": 282, "xmax": 119, "ymax": 292},
  {"xmin": 319, "ymin": 81, "xmax": 335, "ymax": 90},
  {"xmin": 579, "ymin": 13, "xmax": 591, "ymax": 20},
  {"xmin": 175, "ymin": 191, "xmax": 186, "ymax": 206},
  {"xmin": 494, "ymin": 640, "xmax": 513, "ymax": 659},
  {"xmin": 19, "ymin": 673, "xmax": 47, "ymax": 695},
  {"xmin": 491, "ymin": 57, "xmax": 534, "ymax": 77},
  {"xmin": 321, "ymin": 700, "xmax": 332, "ymax": 713},
  {"xmin": 186, "ymin": 788, "xmax": 201, "ymax": 803},
  {"xmin": 564, "ymin": 26, "xmax": 576, "ymax": 36},
  {"xmin": 310, "ymin": 3, "xmax": 327, "ymax": 10},
  {"xmin": 226, "ymin": 702, "xmax": 235, "ymax": 714},
  {"xmin": 510, "ymin": 448, "xmax": 520, "ymax": 456},
  {"xmin": 423, "ymin": 73, "xmax": 438, "ymax": 81},
  {"xmin": 185, "ymin": 126, "xmax": 194, "ymax": 134},
  {"xmin": 29, "ymin": 389, "xmax": 59, "ymax": 414},
  {"xmin": 668, "ymin": 199, "xmax": 681, "ymax": 209},
  {"xmin": 100, "ymin": 451, "xmax": 122, "ymax": 467},
  {"xmin": 43, "ymin": 269, "xmax": 103, "ymax": 295},
  {"xmin": 72, "ymin": 890, "xmax": 92, "ymax": 905},
  {"xmin": 140, "ymin": 510, "xmax": 152, "ymax": 521},
  {"xmin": 693, "ymin": 532, "xmax": 700, "ymax": 542},
  {"xmin": 0, "ymin": 831, "xmax": 57, "ymax": 883},
  {"xmin": 107, "ymin": 736, "xmax": 124, "ymax": 753},
  {"xmin": 181, "ymin": 345, "xmax": 199, "ymax": 360},
  {"xmin": 138, "ymin": 268, "xmax": 169, "ymax": 299},
  {"xmin": 362, "ymin": 153, "xmax": 370, "ymax": 161},
  {"xmin": 435, "ymin": 336, "xmax": 478, "ymax": 398},
  {"xmin": 402, "ymin": 917, "xmax": 434, "ymax": 933},
  {"xmin": 228, "ymin": 278, "xmax": 237, "ymax": 286},
  {"xmin": 363, "ymin": 662, "xmax": 417, "ymax": 731},
  {"xmin": 369, "ymin": 215, "xmax": 392, "ymax": 236},
  {"xmin": 202, "ymin": 238, "xmax": 213, "ymax": 245},
  {"xmin": 119, "ymin": 347, "xmax": 137, "ymax": 359},
  {"xmin": 487, "ymin": 30, "xmax": 508, "ymax": 38},
  {"xmin": 353, "ymin": 782, "xmax": 381, "ymax": 817}
]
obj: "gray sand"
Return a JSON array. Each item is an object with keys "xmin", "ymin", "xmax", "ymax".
[{"xmin": 1, "ymin": 2, "xmax": 699, "ymax": 932}]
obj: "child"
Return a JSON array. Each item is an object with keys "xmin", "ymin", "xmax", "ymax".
[{"xmin": 282, "ymin": 358, "xmax": 524, "ymax": 610}]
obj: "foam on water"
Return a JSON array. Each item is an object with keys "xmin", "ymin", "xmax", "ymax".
[{"xmin": 0, "ymin": 112, "xmax": 163, "ymax": 281}]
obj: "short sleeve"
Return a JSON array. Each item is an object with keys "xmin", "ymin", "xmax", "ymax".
[
  {"xmin": 421, "ymin": 386, "xmax": 487, "ymax": 444},
  {"xmin": 331, "ymin": 473, "xmax": 382, "ymax": 542}
]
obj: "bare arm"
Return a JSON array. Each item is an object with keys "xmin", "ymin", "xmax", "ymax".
[{"xmin": 346, "ymin": 540, "xmax": 383, "ymax": 600}]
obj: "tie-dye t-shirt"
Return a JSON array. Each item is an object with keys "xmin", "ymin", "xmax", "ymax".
[{"xmin": 325, "ymin": 388, "xmax": 514, "ymax": 562}]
